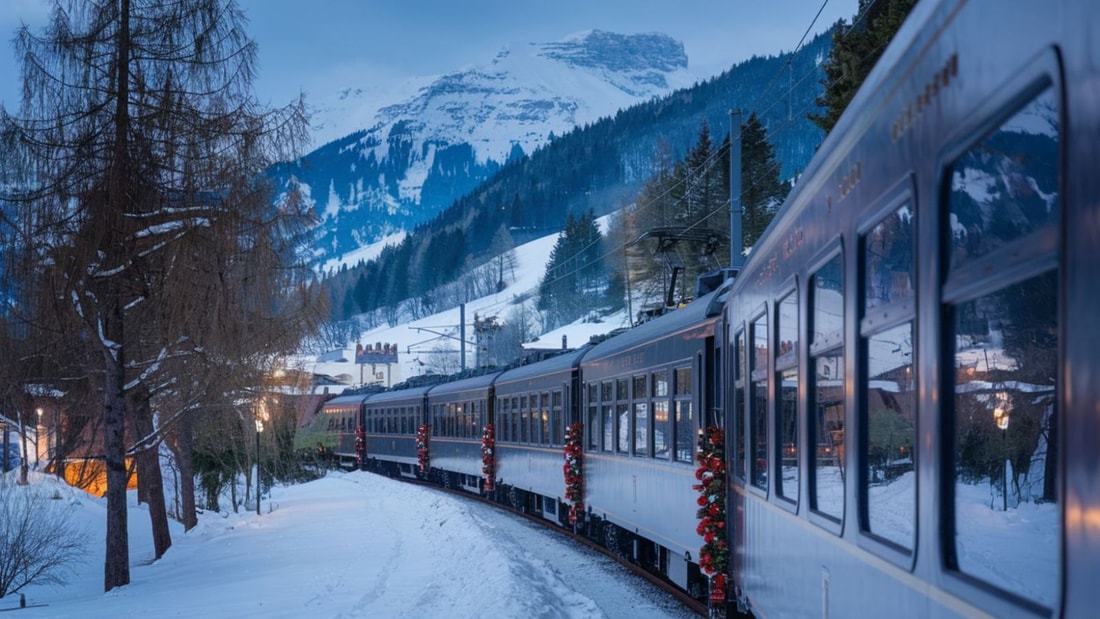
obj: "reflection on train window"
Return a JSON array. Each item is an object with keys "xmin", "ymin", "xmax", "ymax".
[
  {"xmin": 654, "ymin": 400, "xmax": 670, "ymax": 458},
  {"xmin": 510, "ymin": 397, "xmax": 519, "ymax": 443},
  {"xmin": 777, "ymin": 290, "xmax": 799, "ymax": 502},
  {"xmin": 540, "ymin": 392, "xmax": 550, "ymax": 445},
  {"xmin": 632, "ymin": 376, "xmax": 648, "ymax": 456},
  {"xmin": 944, "ymin": 86, "xmax": 1060, "ymax": 609},
  {"xmin": 634, "ymin": 401, "xmax": 649, "ymax": 456},
  {"xmin": 779, "ymin": 367, "xmax": 798, "ymax": 501},
  {"xmin": 733, "ymin": 329, "xmax": 747, "ymax": 481},
  {"xmin": 864, "ymin": 207, "xmax": 914, "ymax": 311},
  {"xmin": 950, "ymin": 272, "xmax": 1059, "ymax": 608},
  {"xmin": 552, "ymin": 391, "xmax": 563, "ymax": 446},
  {"xmin": 948, "ymin": 87, "xmax": 1058, "ymax": 270},
  {"xmin": 616, "ymin": 378, "xmax": 630, "ymax": 453},
  {"xmin": 674, "ymin": 367, "xmax": 694, "ymax": 462},
  {"xmin": 863, "ymin": 322, "xmax": 916, "ymax": 550},
  {"xmin": 586, "ymin": 385, "xmax": 598, "ymax": 450},
  {"xmin": 750, "ymin": 314, "xmax": 769, "ymax": 491},
  {"xmin": 601, "ymin": 381, "xmax": 614, "ymax": 452},
  {"xmin": 813, "ymin": 353, "xmax": 845, "ymax": 521},
  {"xmin": 653, "ymin": 370, "xmax": 670, "ymax": 459}
]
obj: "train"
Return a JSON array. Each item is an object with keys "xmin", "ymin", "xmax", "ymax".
[{"xmin": 307, "ymin": 0, "xmax": 1099, "ymax": 616}]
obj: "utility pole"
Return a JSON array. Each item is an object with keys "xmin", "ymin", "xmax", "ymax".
[{"xmin": 729, "ymin": 109, "xmax": 744, "ymax": 271}]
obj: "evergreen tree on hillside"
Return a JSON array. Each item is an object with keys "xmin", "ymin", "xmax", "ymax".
[
  {"xmin": 741, "ymin": 113, "xmax": 789, "ymax": 249},
  {"xmin": 810, "ymin": 0, "xmax": 918, "ymax": 134},
  {"xmin": 537, "ymin": 210, "xmax": 604, "ymax": 329}
]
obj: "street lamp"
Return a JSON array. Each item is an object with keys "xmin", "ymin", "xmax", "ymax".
[
  {"xmin": 35, "ymin": 408, "xmax": 42, "ymax": 470},
  {"xmin": 993, "ymin": 392, "xmax": 1010, "ymax": 511},
  {"xmin": 255, "ymin": 413, "xmax": 264, "ymax": 516}
]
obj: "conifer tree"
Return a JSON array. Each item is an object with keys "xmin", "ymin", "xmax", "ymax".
[
  {"xmin": 740, "ymin": 113, "xmax": 789, "ymax": 249},
  {"xmin": 809, "ymin": 0, "xmax": 918, "ymax": 134},
  {"xmin": 537, "ymin": 210, "xmax": 603, "ymax": 328}
]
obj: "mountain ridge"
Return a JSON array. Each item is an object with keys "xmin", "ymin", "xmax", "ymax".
[{"xmin": 272, "ymin": 30, "xmax": 702, "ymax": 264}]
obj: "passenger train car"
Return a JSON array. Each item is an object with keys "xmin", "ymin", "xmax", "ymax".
[
  {"xmin": 309, "ymin": 0, "xmax": 1098, "ymax": 615},
  {"xmin": 722, "ymin": 0, "xmax": 1097, "ymax": 616},
  {"xmin": 310, "ymin": 282, "xmax": 730, "ymax": 599}
]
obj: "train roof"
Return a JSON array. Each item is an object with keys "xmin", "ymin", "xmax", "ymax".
[
  {"xmin": 581, "ymin": 282, "xmax": 730, "ymax": 363},
  {"xmin": 494, "ymin": 346, "xmax": 592, "ymax": 385},
  {"xmin": 363, "ymin": 384, "xmax": 433, "ymax": 405},
  {"xmin": 322, "ymin": 393, "xmax": 367, "ymax": 407},
  {"xmin": 426, "ymin": 369, "xmax": 504, "ymax": 397}
]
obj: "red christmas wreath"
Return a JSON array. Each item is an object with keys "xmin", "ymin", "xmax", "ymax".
[
  {"xmin": 481, "ymin": 423, "xmax": 495, "ymax": 491},
  {"xmin": 415, "ymin": 424, "xmax": 431, "ymax": 475},
  {"xmin": 562, "ymin": 422, "xmax": 584, "ymax": 525},
  {"xmin": 693, "ymin": 425, "xmax": 728, "ymax": 598}
]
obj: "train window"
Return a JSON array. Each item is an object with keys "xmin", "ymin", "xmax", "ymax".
[
  {"xmin": 617, "ymin": 402, "xmax": 630, "ymax": 453},
  {"xmin": 947, "ymin": 89, "xmax": 1058, "ymax": 271},
  {"xmin": 750, "ymin": 314, "xmax": 769, "ymax": 491},
  {"xmin": 864, "ymin": 207, "xmax": 914, "ymax": 312},
  {"xmin": 654, "ymin": 400, "xmax": 670, "ymax": 459},
  {"xmin": 601, "ymin": 381, "xmax": 614, "ymax": 452},
  {"xmin": 633, "ymin": 375, "xmax": 649, "ymax": 456},
  {"xmin": 538, "ymin": 394, "xmax": 548, "ymax": 445},
  {"xmin": 860, "ymin": 203, "xmax": 916, "ymax": 551},
  {"xmin": 589, "ymin": 391, "xmax": 598, "ymax": 450},
  {"xmin": 520, "ymin": 399, "xmax": 529, "ymax": 443},
  {"xmin": 811, "ymin": 254, "xmax": 845, "ymax": 522},
  {"xmin": 674, "ymin": 367, "xmax": 694, "ymax": 462},
  {"xmin": 586, "ymin": 389, "xmax": 599, "ymax": 451},
  {"xmin": 634, "ymin": 401, "xmax": 649, "ymax": 456},
  {"xmin": 949, "ymin": 273, "xmax": 1059, "ymax": 607},
  {"xmin": 511, "ymin": 401, "xmax": 520, "ymax": 443},
  {"xmin": 653, "ymin": 371, "xmax": 668, "ymax": 397},
  {"xmin": 777, "ymin": 290, "xmax": 799, "ymax": 503},
  {"xmin": 674, "ymin": 367, "xmax": 692, "ymax": 395},
  {"xmin": 552, "ymin": 391, "xmax": 563, "ymax": 446},
  {"xmin": 779, "ymin": 367, "xmax": 798, "ymax": 500},
  {"xmin": 616, "ymin": 378, "xmax": 630, "ymax": 453},
  {"xmin": 944, "ymin": 86, "xmax": 1060, "ymax": 610},
  {"xmin": 813, "ymin": 354, "xmax": 845, "ymax": 520},
  {"xmin": 653, "ymin": 370, "xmax": 669, "ymax": 459},
  {"xmin": 733, "ymin": 329, "xmax": 747, "ymax": 482},
  {"xmin": 862, "ymin": 321, "xmax": 916, "ymax": 550},
  {"xmin": 602, "ymin": 402, "xmax": 614, "ymax": 452}
]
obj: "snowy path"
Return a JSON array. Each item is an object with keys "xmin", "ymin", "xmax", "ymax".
[{"xmin": 10, "ymin": 470, "xmax": 697, "ymax": 618}]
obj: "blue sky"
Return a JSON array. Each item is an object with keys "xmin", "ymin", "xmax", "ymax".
[{"xmin": 1, "ymin": 0, "xmax": 859, "ymax": 111}]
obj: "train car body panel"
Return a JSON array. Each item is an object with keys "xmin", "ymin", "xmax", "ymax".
[
  {"xmin": 362, "ymin": 386, "xmax": 431, "ymax": 477},
  {"xmin": 493, "ymin": 347, "xmax": 591, "ymax": 504},
  {"xmin": 426, "ymin": 372, "xmax": 501, "ymax": 485},
  {"xmin": 315, "ymin": 394, "xmax": 365, "ymax": 468},
  {"xmin": 723, "ymin": 0, "xmax": 1091, "ymax": 616},
  {"xmin": 580, "ymin": 285, "xmax": 727, "ymax": 579}
]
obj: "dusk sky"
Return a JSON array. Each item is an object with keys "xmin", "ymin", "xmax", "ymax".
[{"xmin": 0, "ymin": 1, "xmax": 858, "ymax": 113}]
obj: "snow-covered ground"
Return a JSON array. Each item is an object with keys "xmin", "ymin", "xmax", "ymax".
[
  {"xmin": 306, "ymin": 216, "xmax": 633, "ymax": 388},
  {"xmin": 3, "ymin": 470, "xmax": 695, "ymax": 618}
]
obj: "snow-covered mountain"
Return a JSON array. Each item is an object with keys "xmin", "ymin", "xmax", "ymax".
[{"xmin": 271, "ymin": 30, "xmax": 702, "ymax": 266}]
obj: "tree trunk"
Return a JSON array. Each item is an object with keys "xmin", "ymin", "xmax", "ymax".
[
  {"xmin": 168, "ymin": 412, "xmax": 198, "ymax": 530},
  {"xmin": 103, "ymin": 0, "xmax": 133, "ymax": 592},
  {"xmin": 103, "ymin": 349, "xmax": 130, "ymax": 591},
  {"xmin": 133, "ymin": 395, "xmax": 172, "ymax": 559}
]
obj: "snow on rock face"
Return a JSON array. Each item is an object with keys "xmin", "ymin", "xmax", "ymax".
[{"xmin": 278, "ymin": 31, "xmax": 697, "ymax": 264}]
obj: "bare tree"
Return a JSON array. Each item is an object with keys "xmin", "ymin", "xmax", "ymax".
[
  {"xmin": 1, "ymin": 0, "xmax": 314, "ymax": 591},
  {"xmin": 0, "ymin": 476, "xmax": 89, "ymax": 599}
]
